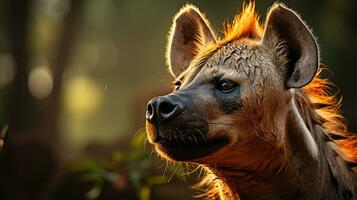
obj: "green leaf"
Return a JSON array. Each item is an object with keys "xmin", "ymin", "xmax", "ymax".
[
  {"xmin": 82, "ymin": 171, "xmax": 104, "ymax": 185},
  {"xmin": 146, "ymin": 176, "xmax": 168, "ymax": 186},
  {"xmin": 86, "ymin": 185, "xmax": 102, "ymax": 200},
  {"xmin": 138, "ymin": 186, "xmax": 151, "ymax": 200},
  {"xmin": 111, "ymin": 151, "xmax": 126, "ymax": 163},
  {"xmin": 72, "ymin": 159, "xmax": 101, "ymax": 172}
]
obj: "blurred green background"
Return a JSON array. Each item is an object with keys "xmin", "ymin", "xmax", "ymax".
[{"xmin": 0, "ymin": 0, "xmax": 356, "ymax": 199}]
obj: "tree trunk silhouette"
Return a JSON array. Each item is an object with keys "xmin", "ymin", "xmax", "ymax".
[
  {"xmin": 6, "ymin": 0, "xmax": 33, "ymax": 134},
  {"xmin": 0, "ymin": 0, "xmax": 85, "ymax": 199}
]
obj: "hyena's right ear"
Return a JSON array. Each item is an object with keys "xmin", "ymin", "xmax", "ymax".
[
  {"xmin": 262, "ymin": 4, "xmax": 319, "ymax": 89},
  {"xmin": 167, "ymin": 5, "xmax": 216, "ymax": 77}
]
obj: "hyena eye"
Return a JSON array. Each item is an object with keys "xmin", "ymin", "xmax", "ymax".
[
  {"xmin": 216, "ymin": 79, "xmax": 238, "ymax": 93},
  {"xmin": 174, "ymin": 81, "xmax": 181, "ymax": 91}
]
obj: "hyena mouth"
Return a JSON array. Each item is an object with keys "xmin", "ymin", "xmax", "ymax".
[{"xmin": 155, "ymin": 126, "xmax": 229, "ymax": 161}]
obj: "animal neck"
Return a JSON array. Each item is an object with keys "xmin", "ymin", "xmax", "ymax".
[{"xmin": 205, "ymin": 91, "xmax": 356, "ymax": 200}]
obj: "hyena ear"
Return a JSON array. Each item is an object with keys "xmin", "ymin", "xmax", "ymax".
[
  {"xmin": 262, "ymin": 4, "xmax": 319, "ymax": 88},
  {"xmin": 167, "ymin": 5, "xmax": 216, "ymax": 77}
]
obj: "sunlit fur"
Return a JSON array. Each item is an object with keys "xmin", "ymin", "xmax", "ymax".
[
  {"xmin": 223, "ymin": 2, "xmax": 263, "ymax": 42},
  {"xmin": 194, "ymin": 2, "xmax": 263, "ymax": 62},
  {"xmin": 304, "ymin": 73, "xmax": 357, "ymax": 167}
]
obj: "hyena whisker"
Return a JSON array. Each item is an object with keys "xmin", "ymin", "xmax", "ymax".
[
  {"xmin": 192, "ymin": 132, "xmax": 199, "ymax": 145},
  {"xmin": 149, "ymin": 148, "xmax": 155, "ymax": 158},
  {"xmin": 188, "ymin": 135, "xmax": 194, "ymax": 143},
  {"xmin": 184, "ymin": 164, "xmax": 202, "ymax": 176},
  {"xmin": 197, "ymin": 165, "xmax": 204, "ymax": 180},
  {"xmin": 135, "ymin": 127, "xmax": 146, "ymax": 135},
  {"xmin": 195, "ymin": 128, "xmax": 207, "ymax": 142},
  {"xmin": 180, "ymin": 131, "xmax": 186, "ymax": 144},
  {"xmin": 157, "ymin": 162, "xmax": 166, "ymax": 170},
  {"xmin": 184, "ymin": 163, "xmax": 190, "ymax": 176},
  {"xmin": 175, "ymin": 127, "xmax": 186, "ymax": 144},
  {"xmin": 168, "ymin": 163, "xmax": 181, "ymax": 183},
  {"xmin": 162, "ymin": 160, "xmax": 169, "ymax": 178},
  {"xmin": 207, "ymin": 123, "xmax": 233, "ymax": 126}
]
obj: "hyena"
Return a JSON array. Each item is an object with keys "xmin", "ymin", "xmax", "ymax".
[{"xmin": 145, "ymin": 2, "xmax": 357, "ymax": 200}]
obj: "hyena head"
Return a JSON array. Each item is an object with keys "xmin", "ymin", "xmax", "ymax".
[{"xmin": 146, "ymin": 3, "xmax": 319, "ymax": 165}]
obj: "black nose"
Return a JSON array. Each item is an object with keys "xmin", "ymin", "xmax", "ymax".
[{"xmin": 146, "ymin": 96, "xmax": 183, "ymax": 123}]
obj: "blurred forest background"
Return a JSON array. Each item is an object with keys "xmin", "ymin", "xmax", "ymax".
[{"xmin": 0, "ymin": 0, "xmax": 356, "ymax": 200}]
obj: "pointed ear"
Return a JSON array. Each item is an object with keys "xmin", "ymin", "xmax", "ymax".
[
  {"xmin": 167, "ymin": 5, "xmax": 216, "ymax": 77},
  {"xmin": 262, "ymin": 4, "xmax": 319, "ymax": 88}
]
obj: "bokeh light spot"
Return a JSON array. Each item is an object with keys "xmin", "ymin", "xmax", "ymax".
[
  {"xmin": 28, "ymin": 66, "xmax": 54, "ymax": 99},
  {"xmin": 64, "ymin": 76, "xmax": 103, "ymax": 115},
  {"xmin": 0, "ymin": 53, "xmax": 16, "ymax": 86}
]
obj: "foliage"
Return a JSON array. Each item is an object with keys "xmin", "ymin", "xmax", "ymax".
[
  {"xmin": 0, "ymin": 124, "xmax": 8, "ymax": 154},
  {"xmin": 72, "ymin": 129, "xmax": 183, "ymax": 200}
]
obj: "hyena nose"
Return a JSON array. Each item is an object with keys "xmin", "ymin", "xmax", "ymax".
[
  {"xmin": 146, "ymin": 96, "xmax": 183, "ymax": 124},
  {"xmin": 146, "ymin": 97, "xmax": 158, "ymax": 123}
]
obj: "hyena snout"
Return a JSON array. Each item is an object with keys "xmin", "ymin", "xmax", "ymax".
[
  {"xmin": 146, "ymin": 95, "xmax": 184, "ymax": 125},
  {"xmin": 146, "ymin": 94, "xmax": 230, "ymax": 161}
]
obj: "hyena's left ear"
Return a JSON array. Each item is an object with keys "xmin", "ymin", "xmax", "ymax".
[
  {"xmin": 262, "ymin": 4, "xmax": 319, "ymax": 88},
  {"xmin": 167, "ymin": 5, "xmax": 216, "ymax": 77}
]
